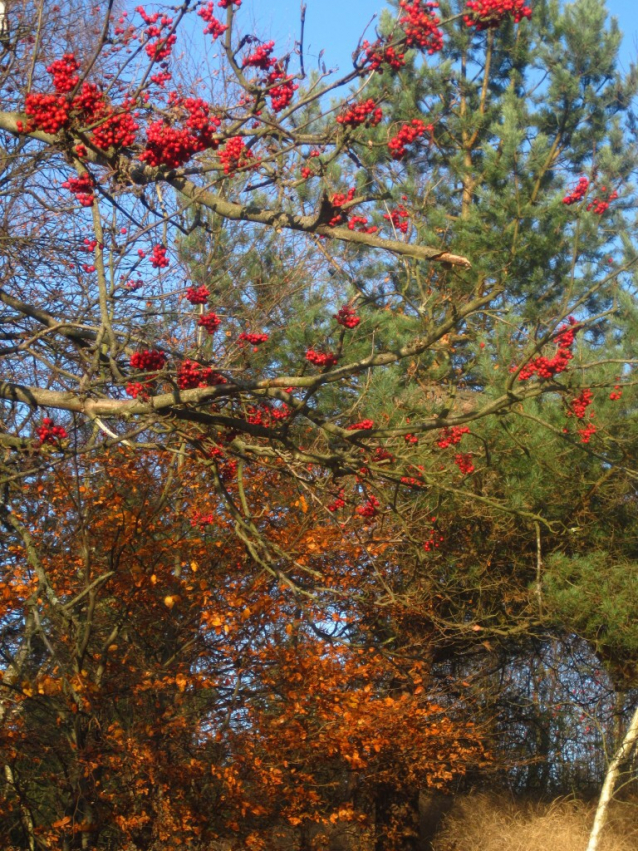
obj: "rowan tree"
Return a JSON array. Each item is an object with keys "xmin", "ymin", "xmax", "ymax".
[{"xmin": 0, "ymin": 0, "xmax": 637, "ymax": 845}]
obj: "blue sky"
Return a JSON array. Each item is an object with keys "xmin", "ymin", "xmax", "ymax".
[{"xmin": 241, "ymin": 0, "xmax": 637, "ymax": 76}]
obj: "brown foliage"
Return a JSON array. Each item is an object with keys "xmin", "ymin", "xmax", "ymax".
[{"xmin": 0, "ymin": 451, "xmax": 489, "ymax": 849}]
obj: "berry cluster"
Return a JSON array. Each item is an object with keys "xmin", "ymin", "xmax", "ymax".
[
  {"xmin": 401, "ymin": 470, "xmax": 426, "ymax": 488},
  {"xmin": 563, "ymin": 389, "xmax": 596, "ymax": 443},
  {"xmin": 361, "ymin": 41, "xmax": 406, "ymax": 72},
  {"xmin": 146, "ymin": 31, "xmax": 176, "ymax": 61},
  {"xmin": 182, "ymin": 96, "xmax": 220, "ymax": 137},
  {"xmin": 130, "ymin": 349, "xmax": 167, "ymax": 372},
  {"xmin": 125, "ymin": 382, "xmax": 150, "ymax": 400},
  {"xmin": 141, "ymin": 123, "xmax": 183, "ymax": 168},
  {"xmin": 219, "ymin": 137, "xmax": 254, "ymax": 174},
  {"xmin": 346, "ymin": 420, "xmax": 375, "ymax": 431},
  {"xmin": 373, "ymin": 447, "xmax": 394, "ymax": 462},
  {"xmin": 245, "ymin": 403, "xmax": 290, "ymax": 427},
  {"xmin": 237, "ymin": 38, "xmax": 298, "ymax": 111},
  {"xmin": 150, "ymin": 245, "xmax": 169, "ymax": 268},
  {"xmin": 238, "ymin": 332, "xmax": 269, "ymax": 345},
  {"xmin": 436, "ymin": 426, "xmax": 470, "ymax": 448},
  {"xmin": 71, "ymin": 80, "xmax": 103, "ymax": 115},
  {"xmin": 423, "ymin": 519, "xmax": 444, "ymax": 552},
  {"xmin": 586, "ymin": 186, "xmax": 618, "ymax": 216},
  {"xmin": 142, "ymin": 98, "xmax": 221, "ymax": 169},
  {"xmin": 335, "ymin": 305, "xmax": 361, "ymax": 329},
  {"xmin": 197, "ymin": 312, "xmax": 221, "ymax": 334},
  {"xmin": 245, "ymin": 407, "xmax": 263, "ymax": 425},
  {"xmin": 348, "ymin": 215, "xmax": 378, "ymax": 234},
  {"xmin": 567, "ymin": 388, "xmax": 594, "ymax": 419},
  {"xmin": 46, "ymin": 54, "xmax": 80, "ymax": 93},
  {"xmin": 399, "ymin": 0, "xmax": 444, "ymax": 53},
  {"xmin": 516, "ymin": 319, "xmax": 578, "ymax": 381},
  {"xmin": 36, "ymin": 418, "xmax": 68, "ymax": 445},
  {"xmin": 198, "ymin": 3, "xmax": 228, "ymax": 39},
  {"xmin": 271, "ymin": 403, "xmax": 291, "ymax": 422},
  {"xmin": 336, "ymin": 99, "xmax": 383, "ymax": 128},
  {"xmin": 141, "ymin": 113, "xmax": 220, "ymax": 168},
  {"xmin": 388, "ymin": 120, "xmax": 432, "ymax": 160},
  {"xmin": 300, "ymin": 150, "xmax": 321, "ymax": 178},
  {"xmin": 328, "ymin": 187, "xmax": 356, "ymax": 227},
  {"xmin": 454, "ymin": 452, "xmax": 475, "ymax": 475},
  {"xmin": 150, "ymin": 70, "xmax": 172, "ymax": 88},
  {"xmin": 218, "ymin": 0, "xmax": 241, "ymax": 7},
  {"xmin": 22, "ymin": 93, "xmax": 71, "ymax": 134},
  {"xmin": 90, "ymin": 104, "xmax": 139, "ymax": 151},
  {"xmin": 464, "ymin": 0, "xmax": 532, "ymax": 31},
  {"xmin": 243, "ymin": 41, "xmax": 276, "ymax": 70},
  {"xmin": 266, "ymin": 67, "xmax": 299, "ymax": 112},
  {"xmin": 327, "ymin": 490, "xmax": 346, "ymax": 512},
  {"xmin": 405, "ymin": 433, "xmax": 419, "ymax": 444},
  {"xmin": 356, "ymin": 495, "xmax": 380, "ymax": 518},
  {"xmin": 136, "ymin": 7, "xmax": 176, "ymax": 61},
  {"xmin": 578, "ymin": 422, "xmax": 597, "ymax": 444},
  {"xmin": 383, "ymin": 206, "xmax": 410, "ymax": 233},
  {"xmin": 609, "ymin": 384, "xmax": 622, "ymax": 401},
  {"xmin": 62, "ymin": 173, "xmax": 94, "ymax": 207},
  {"xmin": 219, "ymin": 458, "xmax": 238, "ymax": 481},
  {"xmin": 305, "ymin": 349, "xmax": 339, "ymax": 368},
  {"xmin": 190, "ymin": 510, "xmax": 215, "ymax": 528},
  {"xmin": 562, "ymin": 176, "xmax": 589, "ymax": 206},
  {"xmin": 21, "ymin": 54, "xmax": 139, "ymax": 150},
  {"xmin": 186, "ymin": 285, "xmax": 210, "ymax": 305},
  {"xmin": 177, "ymin": 360, "xmax": 226, "ymax": 389}
]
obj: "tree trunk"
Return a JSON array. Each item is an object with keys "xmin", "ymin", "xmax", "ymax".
[{"xmin": 586, "ymin": 703, "xmax": 638, "ymax": 851}]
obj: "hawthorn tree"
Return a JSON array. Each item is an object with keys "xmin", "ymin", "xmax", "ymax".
[{"xmin": 0, "ymin": 0, "xmax": 637, "ymax": 847}]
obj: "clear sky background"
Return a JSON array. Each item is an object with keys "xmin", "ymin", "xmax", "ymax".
[{"xmin": 240, "ymin": 0, "xmax": 637, "ymax": 77}]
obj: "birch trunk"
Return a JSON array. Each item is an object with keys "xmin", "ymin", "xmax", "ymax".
[{"xmin": 586, "ymin": 703, "xmax": 638, "ymax": 851}]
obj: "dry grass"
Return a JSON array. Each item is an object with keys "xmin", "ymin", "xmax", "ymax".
[{"xmin": 431, "ymin": 792, "xmax": 638, "ymax": 851}]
